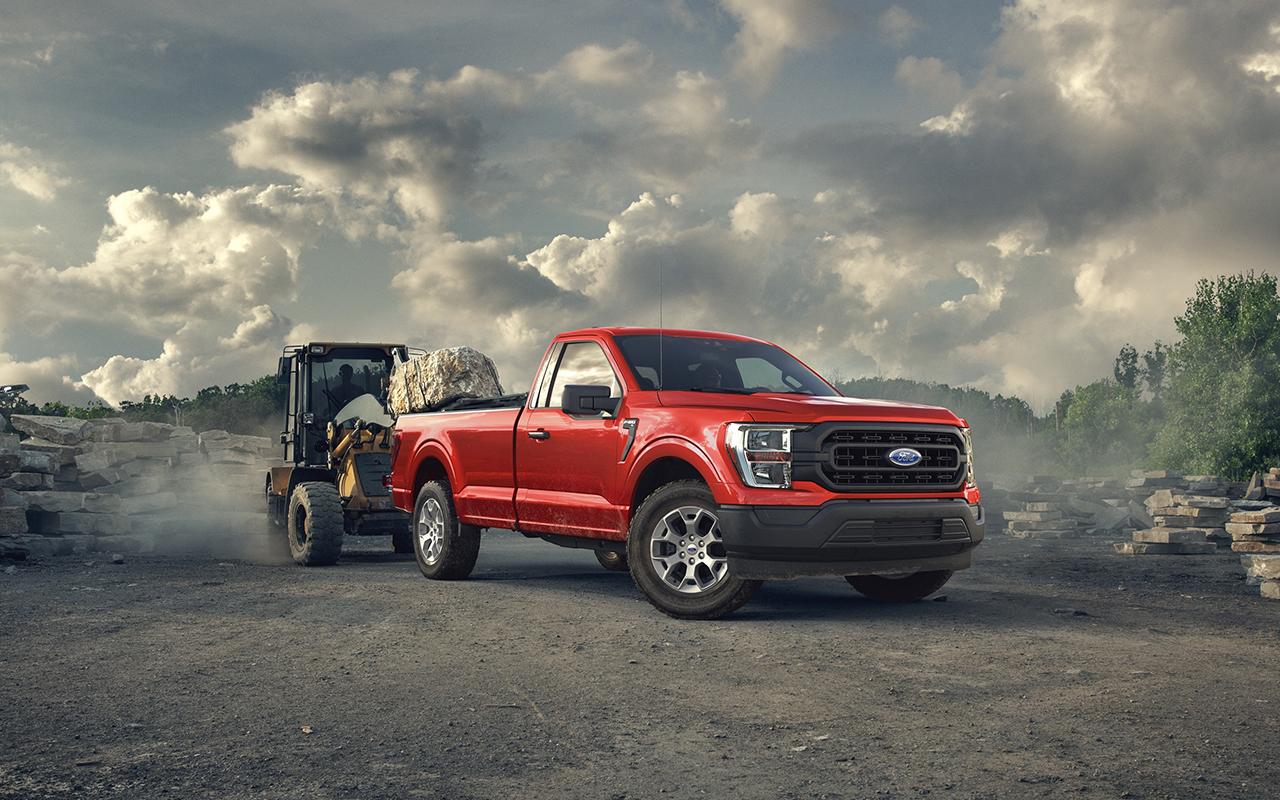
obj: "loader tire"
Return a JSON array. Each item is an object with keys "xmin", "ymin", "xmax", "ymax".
[{"xmin": 287, "ymin": 482, "xmax": 344, "ymax": 566}]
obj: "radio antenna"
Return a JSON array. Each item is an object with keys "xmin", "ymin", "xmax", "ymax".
[{"xmin": 658, "ymin": 257, "xmax": 664, "ymax": 390}]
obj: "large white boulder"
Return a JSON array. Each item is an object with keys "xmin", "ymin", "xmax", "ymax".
[{"xmin": 388, "ymin": 346, "xmax": 503, "ymax": 415}]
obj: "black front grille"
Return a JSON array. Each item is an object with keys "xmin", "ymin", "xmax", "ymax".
[{"xmin": 819, "ymin": 428, "xmax": 965, "ymax": 491}]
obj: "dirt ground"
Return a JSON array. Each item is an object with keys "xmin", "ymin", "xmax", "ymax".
[{"xmin": 2, "ymin": 530, "xmax": 1278, "ymax": 800}]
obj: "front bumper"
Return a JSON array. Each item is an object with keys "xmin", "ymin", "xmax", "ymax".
[{"xmin": 718, "ymin": 499, "xmax": 984, "ymax": 580}]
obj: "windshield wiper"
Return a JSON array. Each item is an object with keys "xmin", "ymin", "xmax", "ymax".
[{"xmin": 678, "ymin": 386, "xmax": 760, "ymax": 395}]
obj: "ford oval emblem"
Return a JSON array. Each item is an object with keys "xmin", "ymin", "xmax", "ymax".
[{"xmin": 887, "ymin": 447, "xmax": 923, "ymax": 467}]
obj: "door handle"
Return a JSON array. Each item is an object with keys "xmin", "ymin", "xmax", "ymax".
[{"xmin": 527, "ymin": 429, "xmax": 550, "ymax": 440}]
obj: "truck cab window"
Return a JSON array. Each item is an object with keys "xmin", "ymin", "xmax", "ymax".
[
  {"xmin": 544, "ymin": 342, "xmax": 620, "ymax": 408},
  {"xmin": 309, "ymin": 348, "xmax": 393, "ymax": 422}
]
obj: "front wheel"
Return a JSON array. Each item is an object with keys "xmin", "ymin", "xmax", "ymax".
[
  {"xmin": 627, "ymin": 481, "xmax": 761, "ymax": 619},
  {"xmin": 287, "ymin": 482, "xmax": 344, "ymax": 566},
  {"xmin": 412, "ymin": 480, "xmax": 481, "ymax": 580},
  {"xmin": 845, "ymin": 570, "xmax": 952, "ymax": 602}
]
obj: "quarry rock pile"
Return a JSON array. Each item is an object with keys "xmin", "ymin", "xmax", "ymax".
[
  {"xmin": 1230, "ymin": 501, "xmax": 1280, "ymax": 600},
  {"xmin": 387, "ymin": 346, "xmax": 503, "ymax": 416},
  {"xmin": 997, "ymin": 476, "xmax": 1133, "ymax": 539},
  {"xmin": 1261, "ymin": 467, "xmax": 1280, "ymax": 502},
  {"xmin": 1, "ymin": 414, "xmax": 276, "ymax": 560},
  {"xmin": 1112, "ymin": 490, "xmax": 1229, "ymax": 555}
]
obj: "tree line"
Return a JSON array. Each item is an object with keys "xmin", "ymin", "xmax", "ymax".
[
  {"xmin": 4, "ymin": 272, "xmax": 1278, "ymax": 479},
  {"xmin": 1, "ymin": 375, "xmax": 286, "ymax": 439}
]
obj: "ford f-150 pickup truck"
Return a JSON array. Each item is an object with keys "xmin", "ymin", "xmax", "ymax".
[{"xmin": 389, "ymin": 327, "xmax": 983, "ymax": 619}]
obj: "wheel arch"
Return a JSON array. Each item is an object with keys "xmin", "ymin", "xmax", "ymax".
[
  {"xmin": 269, "ymin": 465, "xmax": 334, "ymax": 498},
  {"xmin": 626, "ymin": 437, "xmax": 729, "ymax": 520},
  {"xmin": 410, "ymin": 442, "xmax": 454, "ymax": 499}
]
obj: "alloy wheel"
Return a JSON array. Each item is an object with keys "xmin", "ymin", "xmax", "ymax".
[{"xmin": 648, "ymin": 505, "xmax": 729, "ymax": 594}]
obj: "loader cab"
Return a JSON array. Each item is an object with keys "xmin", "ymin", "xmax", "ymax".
[{"xmin": 276, "ymin": 343, "xmax": 403, "ymax": 468}]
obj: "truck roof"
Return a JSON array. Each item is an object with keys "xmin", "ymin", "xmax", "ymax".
[{"xmin": 556, "ymin": 326, "xmax": 768, "ymax": 344}]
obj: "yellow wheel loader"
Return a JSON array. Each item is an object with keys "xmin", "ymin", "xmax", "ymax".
[{"xmin": 265, "ymin": 342, "xmax": 419, "ymax": 565}]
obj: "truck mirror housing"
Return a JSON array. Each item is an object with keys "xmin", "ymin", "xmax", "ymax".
[
  {"xmin": 276, "ymin": 356, "xmax": 291, "ymax": 385},
  {"xmin": 561, "ymin": 384, "xmax": 619, "ymax": 417}
]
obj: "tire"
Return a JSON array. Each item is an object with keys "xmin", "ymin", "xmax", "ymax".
[
  {"xmin": 412, "ymin": 480, "xmax": 481, "ymax": 580},
  {"xmin": 627, "ymin": 481, "xmax": 761, "ymax": 620},
  {"xmin": 594, "ymin": 548, "xmax": 628, "ymax": 571},
  {"xmin": 845, "ymin": 570, "xmax": 952, "ymax": 602},
  {"xmin": 287, "ymin": 482, "xmax": 344, "ymax": 566},
  {"xmin": 392, "ymin": 525, "xmax": 413, "ymax": 554}
]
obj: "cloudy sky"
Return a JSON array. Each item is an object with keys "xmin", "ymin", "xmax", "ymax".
[{"xmin": 2, "ymin": 0, "xmax": 1278, "ymax": 409}]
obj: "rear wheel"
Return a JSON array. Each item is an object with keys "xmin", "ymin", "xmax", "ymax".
[
  {"xmin": 594, "ymin": 549, "xmax": 628, "ymax": 571},
  {"xmin": 413, "ymin": 480, "xmax": 481, "ymax": 580},
  {"xmin": 627, "ymin": 481, "xmax": 761, "ymax": 619},
  {"xmin": 286, "ymin": 482, "xmax": 344, "ymax": 566},
  {"xmin": 845, "ymin": 570, "xmax": 952, "ymax": 602}
]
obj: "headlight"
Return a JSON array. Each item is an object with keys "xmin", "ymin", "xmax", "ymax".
[
  {"xmin": 726, "ymin": 423, "xmax": 798, "ymax": 489},
  {"xmin": 962, "ymin": 427, "xmax": 975, "ymax": 486}
]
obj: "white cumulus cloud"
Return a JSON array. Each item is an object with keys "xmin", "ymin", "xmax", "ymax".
[
  {"xmin": 722, "ymin": 0, "xmax": 844, "ymax": 90},
  {"xmin": 0, "ymin": 139, "xmax": 69, "ymax": 201}
]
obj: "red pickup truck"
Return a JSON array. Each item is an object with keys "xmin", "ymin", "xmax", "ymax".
[{"xmin": 389, "ymin": 327, "xmax": 983, "ymax": 619}]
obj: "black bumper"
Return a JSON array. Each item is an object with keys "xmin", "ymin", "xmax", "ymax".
[{"xmin": 718, "ymin": 499, "xmax": 984, "ymax": 579}]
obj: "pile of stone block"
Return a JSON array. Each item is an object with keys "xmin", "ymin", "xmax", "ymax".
[
  {"xmin": 1002, "ymin": 500, "xmax": 1091, "ymax": 540},
  {"xmin": 1228, "ymin": 502, "xmax": 1280, "ymax": 600},
  {"xmin": 1254, "ymin": 468, "xmax": 1280, "ymax": 502},
  {"xmin": 1113, "ymin": 490, "xmax": 1229, "ymax": 555},
  {"xmin": 1, "ymin": 414, "xmax": 276, "ymax": 560},
  {"xmin": 998, "ymin": 475, "xmax": 1134, "ymax": 539},
  {"xmin": 388, "ymin": 346, "xmax": 503, "ymax": 416},
  {"xmin": 1240, "ymin": 554, "xmax": 1280, "ymax": 600},
  {"xmin": 1228, "ymin": 503, "xmax": 1280, "ymax": 554}
]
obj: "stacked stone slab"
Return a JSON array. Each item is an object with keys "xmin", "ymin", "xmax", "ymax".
[
  {"xmin": 1113, "ymin": 489, "xmax": 1228, "ymax": 555},
  {"xmin": 1, "ymin": 414, "xmax": 276, "ymax": 560},
  {"xmin": 997, "ymin": 475, "xmax": 1136, "ymax": 539},
  {"xmin": 1002, "ymin": 500, "xmax": 1091, "ymax": 539},
  {"xmin": 1228, "ymin": 502, "xmax": 1280, "ymax": 600},
  {"xmin": 1240, "ymin": 554, "xmax": 1280, "ymax": 600},
  {"xmin": 1264, "ymin": 468, "xmax": 1280, "ymax": 502}
]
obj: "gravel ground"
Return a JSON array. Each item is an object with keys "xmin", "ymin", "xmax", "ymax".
[{"xmin": 2, "ymin": 530, "xmax": 1279, "ymax": 800}]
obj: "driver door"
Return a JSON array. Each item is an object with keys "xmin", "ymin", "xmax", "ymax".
[{"xmin": 515, "ymin": 340, "xmax": 628, "ymax": 539}]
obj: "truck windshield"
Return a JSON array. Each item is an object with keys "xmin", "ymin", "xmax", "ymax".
[{"xmin": 613, "ymin": 335, "xmax": 839, "ymax": 396}]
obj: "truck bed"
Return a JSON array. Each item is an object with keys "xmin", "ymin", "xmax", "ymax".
[{"xmin": 393, "ymin": 400, "xmax": 527, "ymax": 530}]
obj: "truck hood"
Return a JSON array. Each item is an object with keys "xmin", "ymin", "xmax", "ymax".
[{"xmin": 655, "ymin": 391, "xmax": 964, "ymax": 426}]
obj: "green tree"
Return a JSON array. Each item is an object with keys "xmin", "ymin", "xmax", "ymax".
[
  {"xmin": 1061, "ymin": 378, "xmax": 1146, "ymax": 474},
  {"xmin": 1151, "ymin": 272, "xmax": 1280, "ymax": 477},
  {"xmin": 1113, "ymin": 343, "xmax": 1139, "ymax": 391},
  {"xmin": 2, "ymin": 375, "xmax": 287, "ymax": 437},
  {"xmin": 1053, "ymin": 389, "xmax": 1075, "ymax": 431},
  {"xmin": 1141, "ymin": 341, "xmax": 1169, "ymax": 400}
]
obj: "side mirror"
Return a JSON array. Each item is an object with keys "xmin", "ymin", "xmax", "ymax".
[
  {"xmin": 562, "ymin": 385, "xmax": 620, "ymax": 417},
  {"xmin": 276, "ymin": 356, "xmax": 291, "ymax": 386}
]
